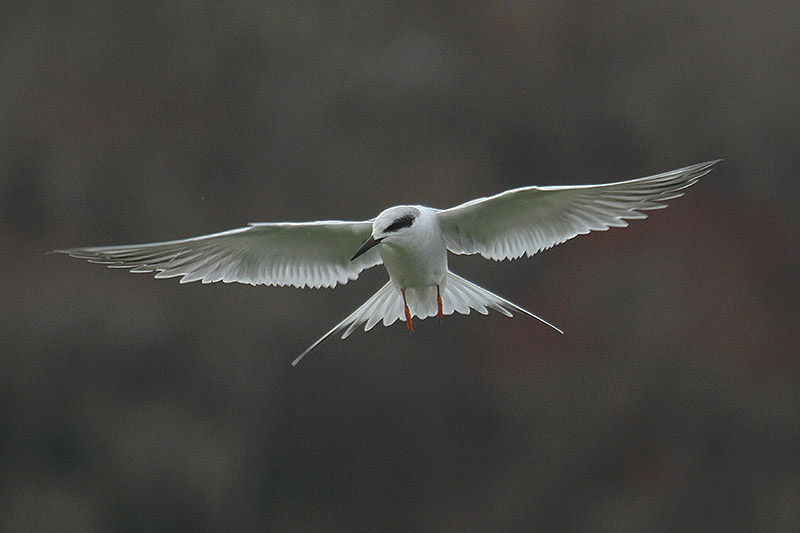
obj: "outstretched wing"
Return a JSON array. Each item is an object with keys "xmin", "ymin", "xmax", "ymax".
[
  {"xmin": 54, "ymin": 220, "xmax": 381, "ymax": 288},
  {"xmin": 437, "ymin": 160, "xmax": 719, "ymax": 261}
]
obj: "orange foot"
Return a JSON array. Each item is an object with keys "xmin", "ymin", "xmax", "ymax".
[
  {"xmin": 401, "ymin": 288, "xmax": 414, "ymax": 335},
  {"xmin": 437, "ymin": 285, "xmax": 443, "ymax": 321}
]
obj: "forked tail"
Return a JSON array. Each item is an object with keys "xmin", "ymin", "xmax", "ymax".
[{"xmin": 291, "ymin": 272, "xmax": 562, "ymax": 366}]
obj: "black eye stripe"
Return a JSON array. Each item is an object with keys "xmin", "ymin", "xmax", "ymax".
[{"xmin": 384, "ymin": 214, "xmax": 415, "ymax": 233}]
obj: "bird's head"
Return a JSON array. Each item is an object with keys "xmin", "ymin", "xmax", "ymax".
[{"xmin": 350, "ymin": 206, "xmax": 421, "ymax": 260}]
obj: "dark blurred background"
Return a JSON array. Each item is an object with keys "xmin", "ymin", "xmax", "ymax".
[{"xmin": 3, "ymin": 1, "xmax": 799, "ymax": 531}]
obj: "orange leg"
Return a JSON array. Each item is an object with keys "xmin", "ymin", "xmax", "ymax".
[
  {"xmin": 401, "ymin": 288, "xmax": 414, "ymax": 335},
  {"xmin": 436, "ymin": 285, "xmax": 443, "ymax": 321}
]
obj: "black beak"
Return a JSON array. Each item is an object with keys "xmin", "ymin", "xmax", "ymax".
[{"xmin": 350, "ymin": 235, "xmax": 382, "ymax": 261}]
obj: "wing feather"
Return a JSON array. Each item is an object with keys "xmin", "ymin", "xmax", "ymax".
[
  {"xmin": 438, "ymin": 160, "xmax": 719, "ymax": 260},
  {"xmin": 54, "ymin": 220, "xmax": 381, "ymax": 289}
]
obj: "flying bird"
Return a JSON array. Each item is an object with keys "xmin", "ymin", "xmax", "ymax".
[{"xmin": 54, "ymin": 160, "xmax": 719, "ymax": 365}]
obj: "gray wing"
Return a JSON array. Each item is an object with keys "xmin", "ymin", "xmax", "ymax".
[
  {"xmin": 437, "ymin": 160, "xmax": 719, "ymax": 261},
  {"xmin": 54, "ymin": 220, "xmax": 381, "ymax": 288}
]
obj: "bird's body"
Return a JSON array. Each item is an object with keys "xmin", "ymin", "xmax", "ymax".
[
  {"xmin": 373, "ymin": 206, "xmax": 447, "ymax": 290},
  {"xmin": 55, "ymin": 160, "xmax": 719, "ymax": 365}
]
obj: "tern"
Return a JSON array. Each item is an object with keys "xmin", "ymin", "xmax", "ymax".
[{"xmin": 55, "ymin": 160, "xmax": 719, "ymax": 365}]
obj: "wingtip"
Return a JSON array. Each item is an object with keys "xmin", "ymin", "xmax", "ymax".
[
  {"xmin": 50, "ymin": 247, "xmax": 86, "ymax": 255},
  {"xmin": 697, "ymin": 159, "xmax": 723, "ymax": 171}
]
